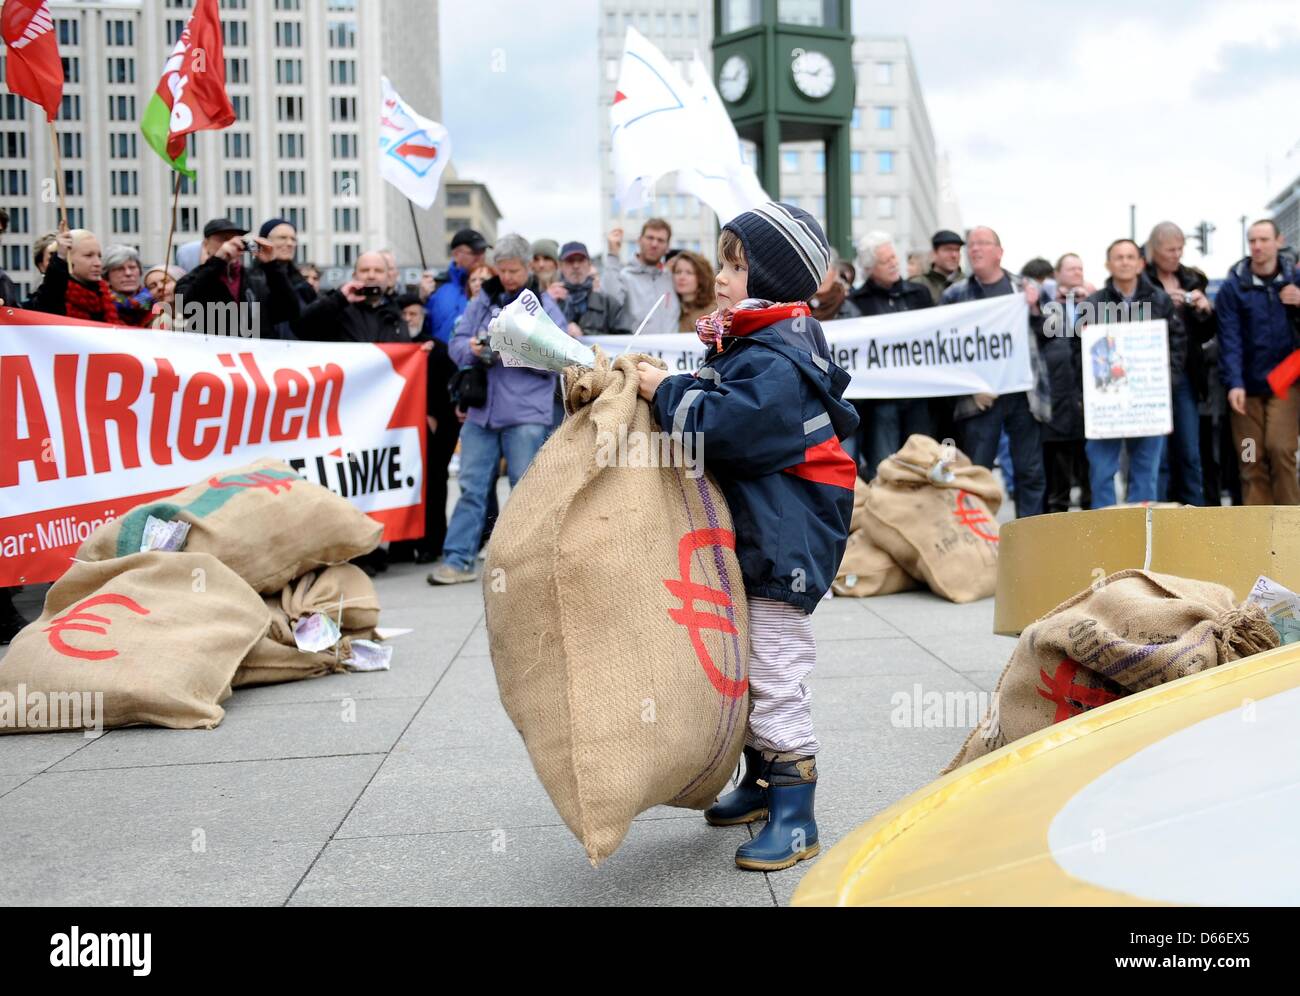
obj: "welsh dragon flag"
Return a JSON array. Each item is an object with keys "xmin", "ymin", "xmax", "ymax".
[{"xmin": 140, "ymin": 0, "xmax": 234, "ymax": 178}]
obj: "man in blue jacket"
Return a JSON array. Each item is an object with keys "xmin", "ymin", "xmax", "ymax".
[
  {"xmin": 427, "ymin": 233, "xmax": 568, "ymax": 584},
  {"xmin": 426, "ymin": 228, "xmax": 490, "ymax": 344},
  {"xmin": 1218, "ymin": 219, "xmax": 1300, "ymax": 504}
]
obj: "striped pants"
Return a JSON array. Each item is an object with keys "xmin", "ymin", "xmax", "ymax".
[{"xmin": 745, "ymin": 596, "xmax": 820, "ymax": 756}]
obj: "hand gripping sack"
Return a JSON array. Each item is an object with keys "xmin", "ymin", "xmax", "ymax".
[
  {"xmin": 77, "ymin": 458, "xmax": 382, "ymax": 593},
  {"xmin": 863, "ymin": 434, "xmax": 1002, "ymax": 603},
  {"xmin": 945, "ymin": 569, "xmax": 1278, "ymax": 771},
  {"xmin": 833, "ymin": 477, "xmax": 917, "ymax": 597},
  {"xmin": 0, "ymin": 552, "xmax": 269, "ymax": 733},
  {"xmin": 484, "ymin": 348, "xmax": 749, "ymax": 865}
]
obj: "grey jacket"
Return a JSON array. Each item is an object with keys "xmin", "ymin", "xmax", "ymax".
[{"xmin": 601, "ymin": 253, "xmax": 681, "ymax": 335}]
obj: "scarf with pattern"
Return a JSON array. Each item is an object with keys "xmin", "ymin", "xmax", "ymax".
[
  {"xmin": 695, "ymin": 298, "xmax": 805, "ymax": 350},
  {"xmin": 111, "ymin": 287, "xmax": 155, "ymax": 327},
  {"xmin": 65, "ymin": 276, "xmax": 125, "ymax": 325}
]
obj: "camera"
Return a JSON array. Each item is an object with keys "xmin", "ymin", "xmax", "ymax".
[
  {"xmin": 359, "ymin": 285, "xmax": 385, "ymax": 299},
  {"xmin": 242, "ymin": 236, "xmax": 259, "ymax": 253}
]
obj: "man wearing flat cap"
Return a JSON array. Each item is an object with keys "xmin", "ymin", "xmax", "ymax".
[{"xmin": 919, "ymin": 229, "xmax": 966, "ymax": 305}]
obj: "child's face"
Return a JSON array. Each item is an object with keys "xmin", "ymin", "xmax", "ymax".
[{"xmin": 715, "ymin": 249, "xmax": 748, "ymax": 309}]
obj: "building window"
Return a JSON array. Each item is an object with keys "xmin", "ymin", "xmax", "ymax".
[
  {"xmin": 329, "ymin": 59, "xmax": 356, "ymax": 85},
  {"xmin": 275, "ymin": 21, "xmax": 301, "ymax": 46},
  {"xmin": 279, "ymin": 170, "xmax": 306, "ymax": 196},
  {"xmin": 3, "ymin": 206, "xmax": 28, "ymax": 233},
  {"xmin": 333, "ymin": 170, "xmax": 359, "ymax": 196},
  {"xmin": 875, "ymin": 62, "xmax": 893, "ymax": 85},
  {"xmin": 851, "ymin": 196, "xmax": 863, "ymax": 218},
  {"xmin": 178, "ymin": 175, "xmax": 196, "ymax": 195},
  {"xmin": 63, "ymin": 170, "xmax": 83, "ymax": 196},
  {"xmin": 333, "ymin": 207, "xmax": 360, "ymax": 232},
  {"xmin": 110, "ymin": 133, "xmax": 138, "ymax": 159},
  {"xmin": 105, "ymin": 21, "xmax": 133, "ymax": 46},
  {"xmin": 782, "ymin": 150, "xmax": 801, "ymax": 172},
  {"xmin": 275, "ymin": 0, "xmax": 302, "ymax": 8},
  {"xmin": 332, "ymin": 133, "xmax": 358, "ymax": 159},
  {"xmin": 108, "ymin": 95, "xmax": 136, "ymax": 121},
  {"xmin": 850, "ymin": 151, "xmax": 863, "ymax": 173},
  {"xmin": 275, "ymin": 59, "xmax": 302, "ymax": 84},
  {"xmin": 230, "ymin": 94, "xmax": 249, "ymax": 119},
  {"xmin": 61, "ymin": 56, "xmax": 80, "ymax": 83},
  {"xmin": 877, "ymin": 150, "xmax": 895, "ymax": 174},
  {"xmin": 447, "ymin": 190, "xmax": 471, "ymax": 207},
  {"xmin": 851, "ymin": 107, "xmax": 861, "ymax": 129},
  {"xmin": 279, "ymin": 133, "xmax": 305, "ymax": 158},
  {"xmin": 812, "ymin": 149, "xmax": 825, "ymax": 173},
  {"xmin": 671, "ymin": 12, "xmax": 682, "ymax": 34},
  {"xmin": 280, "ymin": 207, "xmax": 307, "ymax": 230},
  {"xmin": 60, "ymin": 94, "xmax": 81, "ymax": 119},
  {"xmin": 224, "ymin": 170, "xmax": 252, "ymax": 196},
  {"xmin": 179, "ymin": 207, "xmax": 199, "ymax": 232},
  {"xmin": 0, "ymin": 132, "xmax": 27, "ymax": 159},
  {"xmin": 877, "ymin": 195, "xmax": 895, "ymax": 219},
  {"xmin": 875, "ymin": 106, "xmax": 894, "ymax": 129},
  {"xmin": 2, "ymin": 245, "xmax": 31, "ymax": 272},
  {"xmin": 57, "ymin": 19, "xmax": 78, "ymax": 46},
  {"xmin": 687, "ymin": 13, "xmax": 698, "ymax": 34},
  {"xmin": 224, "ymin": 132, "xmax": 251, "ymax": 158},
  {"xmin": 0, "ymin": 95, "xmax": 25, "ymax": 121},
  {"xmin": 111, "ymin": 208, "xmax": 139, "ymax": 233},
  {"xmin": 330, "ymin": 96, "xmax": 357, "ymax": 121},
  {"xmin": 110, "ymin": 170, "xmax": 139, "ymax": 196},
  {"xmin": 224, "ymin": 20, "xmax": 248, "ymax": 47},
  {"xmin": 277, "ymin": 96, "xmax": 304, "ymax": 121},
  {"xmin": 654, "ymin": 13, "xmax": 665, "ymax": 34},
  {"xmin": 328, "ymin": 21, "xmax": 357, "ymax": 48},
  {"xmin": 334, "ymin": 243, "xmax": 360, "ymax": 266},
  {"xmin": 225, "ymin": 57, "xmax": 250, "ymax": 84},
  {"xmin": 231, "ymin": 207, "xmax": 252, "ymax": 230},
  {"xmin": 106, "ymin": 57, "xmax": 135, "ymax": 84},
  {"xmin": 605, "ymin": 11, "xmax": 616, "ymax": 34},
  {"xmin": 167, "ymin": 19, "xmax": 184, "ymax": 44}
]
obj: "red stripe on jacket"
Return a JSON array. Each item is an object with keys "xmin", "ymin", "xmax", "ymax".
[{"xmin": 784, "ymin": 434, "xmax": 857, "ymax": 490}]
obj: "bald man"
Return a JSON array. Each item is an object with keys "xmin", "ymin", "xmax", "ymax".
[{"xmin": 291, "ymin": 250, "xmax": 407, "ymax": 342}]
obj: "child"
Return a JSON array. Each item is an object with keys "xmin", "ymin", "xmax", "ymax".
[{"xmin": 636, "ymin": 202, "xmax": 859, "ymax": 871}]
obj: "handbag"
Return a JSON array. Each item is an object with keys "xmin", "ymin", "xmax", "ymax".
[{"xmin": 449, "ymin": 363, "xmax": 488, "ymax": 409}]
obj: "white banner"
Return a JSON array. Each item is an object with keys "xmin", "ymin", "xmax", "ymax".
[
  {"xmin": 585, "ymin": 294, "xmax": 1033, "ymax": 400},
  {"xmin": 1081, "ymin": 318, "xmax": 1172, "ymax": 439},
  {"xmin": 0, "ymin": 312, "xmax": 428, "ymax": 585}
]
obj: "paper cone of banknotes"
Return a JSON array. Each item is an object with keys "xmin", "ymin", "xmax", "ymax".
[{"xmin": 488, "ymin": 289, "xmax": 596, "ymax": 372}]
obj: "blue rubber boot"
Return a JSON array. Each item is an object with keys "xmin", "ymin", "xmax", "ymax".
[
  {"xmin": 735, "ymin": 754, "xmax": 819, "ymax": 871},
  {"xmin": 704, "ymin": 745, "xmax": 769, "ymax": 827}
]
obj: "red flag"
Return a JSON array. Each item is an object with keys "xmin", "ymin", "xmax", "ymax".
[
  {"xmin": 1, "ymin": 0, "xmax": 63, "ymax": 119},
  {"xmin": 146, "ymin": 0, "xmax": 234, "ymax": 163}
]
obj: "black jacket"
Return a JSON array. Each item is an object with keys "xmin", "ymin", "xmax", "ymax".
[
  {"xmin": 1080, "ymin": 274, "xmax": 1186, "ymax": 387},
  {"xmin": 1145, "ymin": 262, "xmax": 1215, "ymax": 399},
  {"xmin": 292, "ymin": 289, "xmax": 407, "ymax": 343},
  {"xmin": 1038, "ymin": 291, "xmax": 1086, "ymax": 441},
  {"xmin": 173, "ymin": 255, "xmax": 301, "ymax": 338},
  {"xmin": 849, "ymin": 277, "xmax": 934, "ymax": 316}
]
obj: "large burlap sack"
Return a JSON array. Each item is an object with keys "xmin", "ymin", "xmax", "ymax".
[
  {"xmin": 233, "ymin": 565, "xmax": 379, "ymax": 687},
  {"xmin": 833, "ymin": 477, "xmax": 917, "ymax": 597},
  {"xmin": 77, "ymin": 458, "xmax": 382, "ymax": 593},
  {"xmin": 485, "ymin": 348, "xmax": 749, "ymax": 865},
  {"xmin": 0, "ymin": 552, "xmax": 269, "ymax": 733},
  {"xmin": 863, "ymin": 434, "xmax": 1002, "ymax": 603},
  {"xmin": 945, "ymin": 569, "xmax": 1278, "ymax": 771}
]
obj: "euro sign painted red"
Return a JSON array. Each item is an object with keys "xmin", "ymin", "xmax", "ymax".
[
  {"xmin": 207, "ymin": 470, "xmax": 295, "ymax": 494},
  {"xmin": 1037, "ymin": 657, "xmax": 1120, "ymax": 723},
  {"xmin": 43, "ymin": 593, "xmax": 150, "ymax": 661},
  {"xmin": 954, "ymin": 489, "xmax": 998, "ymax": 543},
  {"xmin": 663, "ymin": 528, "xmax": 746, "ymax": 699}
]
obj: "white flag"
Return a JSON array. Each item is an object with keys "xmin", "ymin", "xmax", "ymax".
[
  {"xmin": 609, "ymin": 30, "xmax": 769, "ymax": 222},
  {"xmin": 379, "ymin": 76, "xmax": 451, "ymax": 209}
]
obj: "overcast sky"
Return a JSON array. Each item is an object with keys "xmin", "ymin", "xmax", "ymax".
[{"xmin": 440, "ymin": 0, "xmax": 1300, "ymax": 281}]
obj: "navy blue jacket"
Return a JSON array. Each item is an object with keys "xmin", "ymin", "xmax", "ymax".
[
  {"xmin": 1217, "ymin": 255, "xmax": 1300, "ymax": 395},
  {"xmin": 652, "ymin": 305, "xmax": 859, "ymax": 614}
]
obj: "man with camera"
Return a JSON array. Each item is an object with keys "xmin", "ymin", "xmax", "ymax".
[
  {"xmin": 291, "ymin": 250, "xmax": 408, "ymax": 343},
  {"xmin": 173, "ymin": 217, "xmax": 302, "ymax": 338},
  {"xmin": 427, "ymin": 233, "xmax": 567, "ymax": 585}
]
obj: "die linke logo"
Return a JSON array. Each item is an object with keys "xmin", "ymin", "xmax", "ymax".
[
  {"xmin": 953, "ymin": 489, "xmax": 999, "ymax": 542},
  {"xmin": 208, "ymin": 469, "xmax": 296, "ymax": 494},
  {"xmin": 44, "ymin": 594, "xmax": 151, "ymax": 661},
  {"xmin": 663, "ymin": 528, "xmax": 746, "ymax": 699},
  {"xmin": 1037, "ymin": 658, "xmax": 1121, "ymax": 722}
]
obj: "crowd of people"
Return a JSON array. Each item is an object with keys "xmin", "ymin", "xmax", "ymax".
[{"xmin": 3, "ymin": 207, "xmax": 1299, "ymax": 615}]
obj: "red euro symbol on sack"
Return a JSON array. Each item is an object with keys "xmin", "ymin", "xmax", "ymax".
[
  {"xmin": 43, "ymin": 594, "xmax": 151, "ymax": 662},
  {"xmin": 954, "ymin": 489, "xmax": 998, "ymax": 543},
  {"xmin": 207, "ymin": 470, "xmax": 295, "ymax": 494},
  {"xmin": 1036, "ymin": 657, "xmax": 1120, "ymax": 723},
  {"xmin": 663, "ymin": 528, "xmax": 746, "ymax": 699}
]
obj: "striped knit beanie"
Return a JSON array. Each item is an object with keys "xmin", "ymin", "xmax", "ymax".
[{"xmin": 722, "ymin": 201, "xmax": 830, "ymax": 303}]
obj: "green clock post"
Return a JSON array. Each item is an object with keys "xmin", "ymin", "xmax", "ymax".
[{"xmin": 713, "ymin": 0, "xmax": 855, "ymax": 259}]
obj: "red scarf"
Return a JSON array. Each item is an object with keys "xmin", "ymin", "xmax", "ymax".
[
  {"xmin": 65, "ymin": 276, "xmax": 125, "ymax": 325},
  {"xmin": 695, "ymin": 300, "xmax": 810, "ymax": 350}
]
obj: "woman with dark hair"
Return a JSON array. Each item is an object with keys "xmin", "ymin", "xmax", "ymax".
[{"xmin": 672, "ymin": 250, "xmax": 715, "ymax": 332}]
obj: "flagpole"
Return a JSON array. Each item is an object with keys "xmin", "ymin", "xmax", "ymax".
[
  {"xmin": 46, "ymin": 119, "xmax": 67, "ymax": 230},
  {"xmin": 161, "ymin": 170, "xmax": 181, "ymax": 269},
  {"xmin": 408, "ymin": 201, "xmax": 428, "ymax": 270}
]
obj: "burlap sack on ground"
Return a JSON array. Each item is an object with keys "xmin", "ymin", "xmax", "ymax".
[
  {"xmin": 0, "ymin": 552, "xmax": 269, "ymax": 733},
  {"xmin": 234, "ymin": 565, "xmax": 379, "ymax": 687},
  {"xmin": 945, "ymin": 569, "xmax": 1278, "ymax": 771},
  {"xmin": 834, "ymin": 477, "xmax": 917, "ymax": 596},
  {"xmin": 485, "ymin": 347, "xmax": 749, "ymax": 865},
  {"xmin": 863, "ymin": 434, "xmax": 1002, "ymax": 603},
  {"xmin": 78, "ymin": 458, "xmax": 382, "ymax": 592}
]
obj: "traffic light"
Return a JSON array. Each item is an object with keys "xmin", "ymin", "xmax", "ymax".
[{"xmin": 1191, "ymin": 221, "xmax": 1216, "ymax": 256}]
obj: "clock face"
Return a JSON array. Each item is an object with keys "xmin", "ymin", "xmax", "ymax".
[
  {"xmin": 718, "ymin": 55, "xmax": 750, "ymax": 103},
  {"xmin": 791, "ymin": 50, "xmax": 835, "ymax": 99}
]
